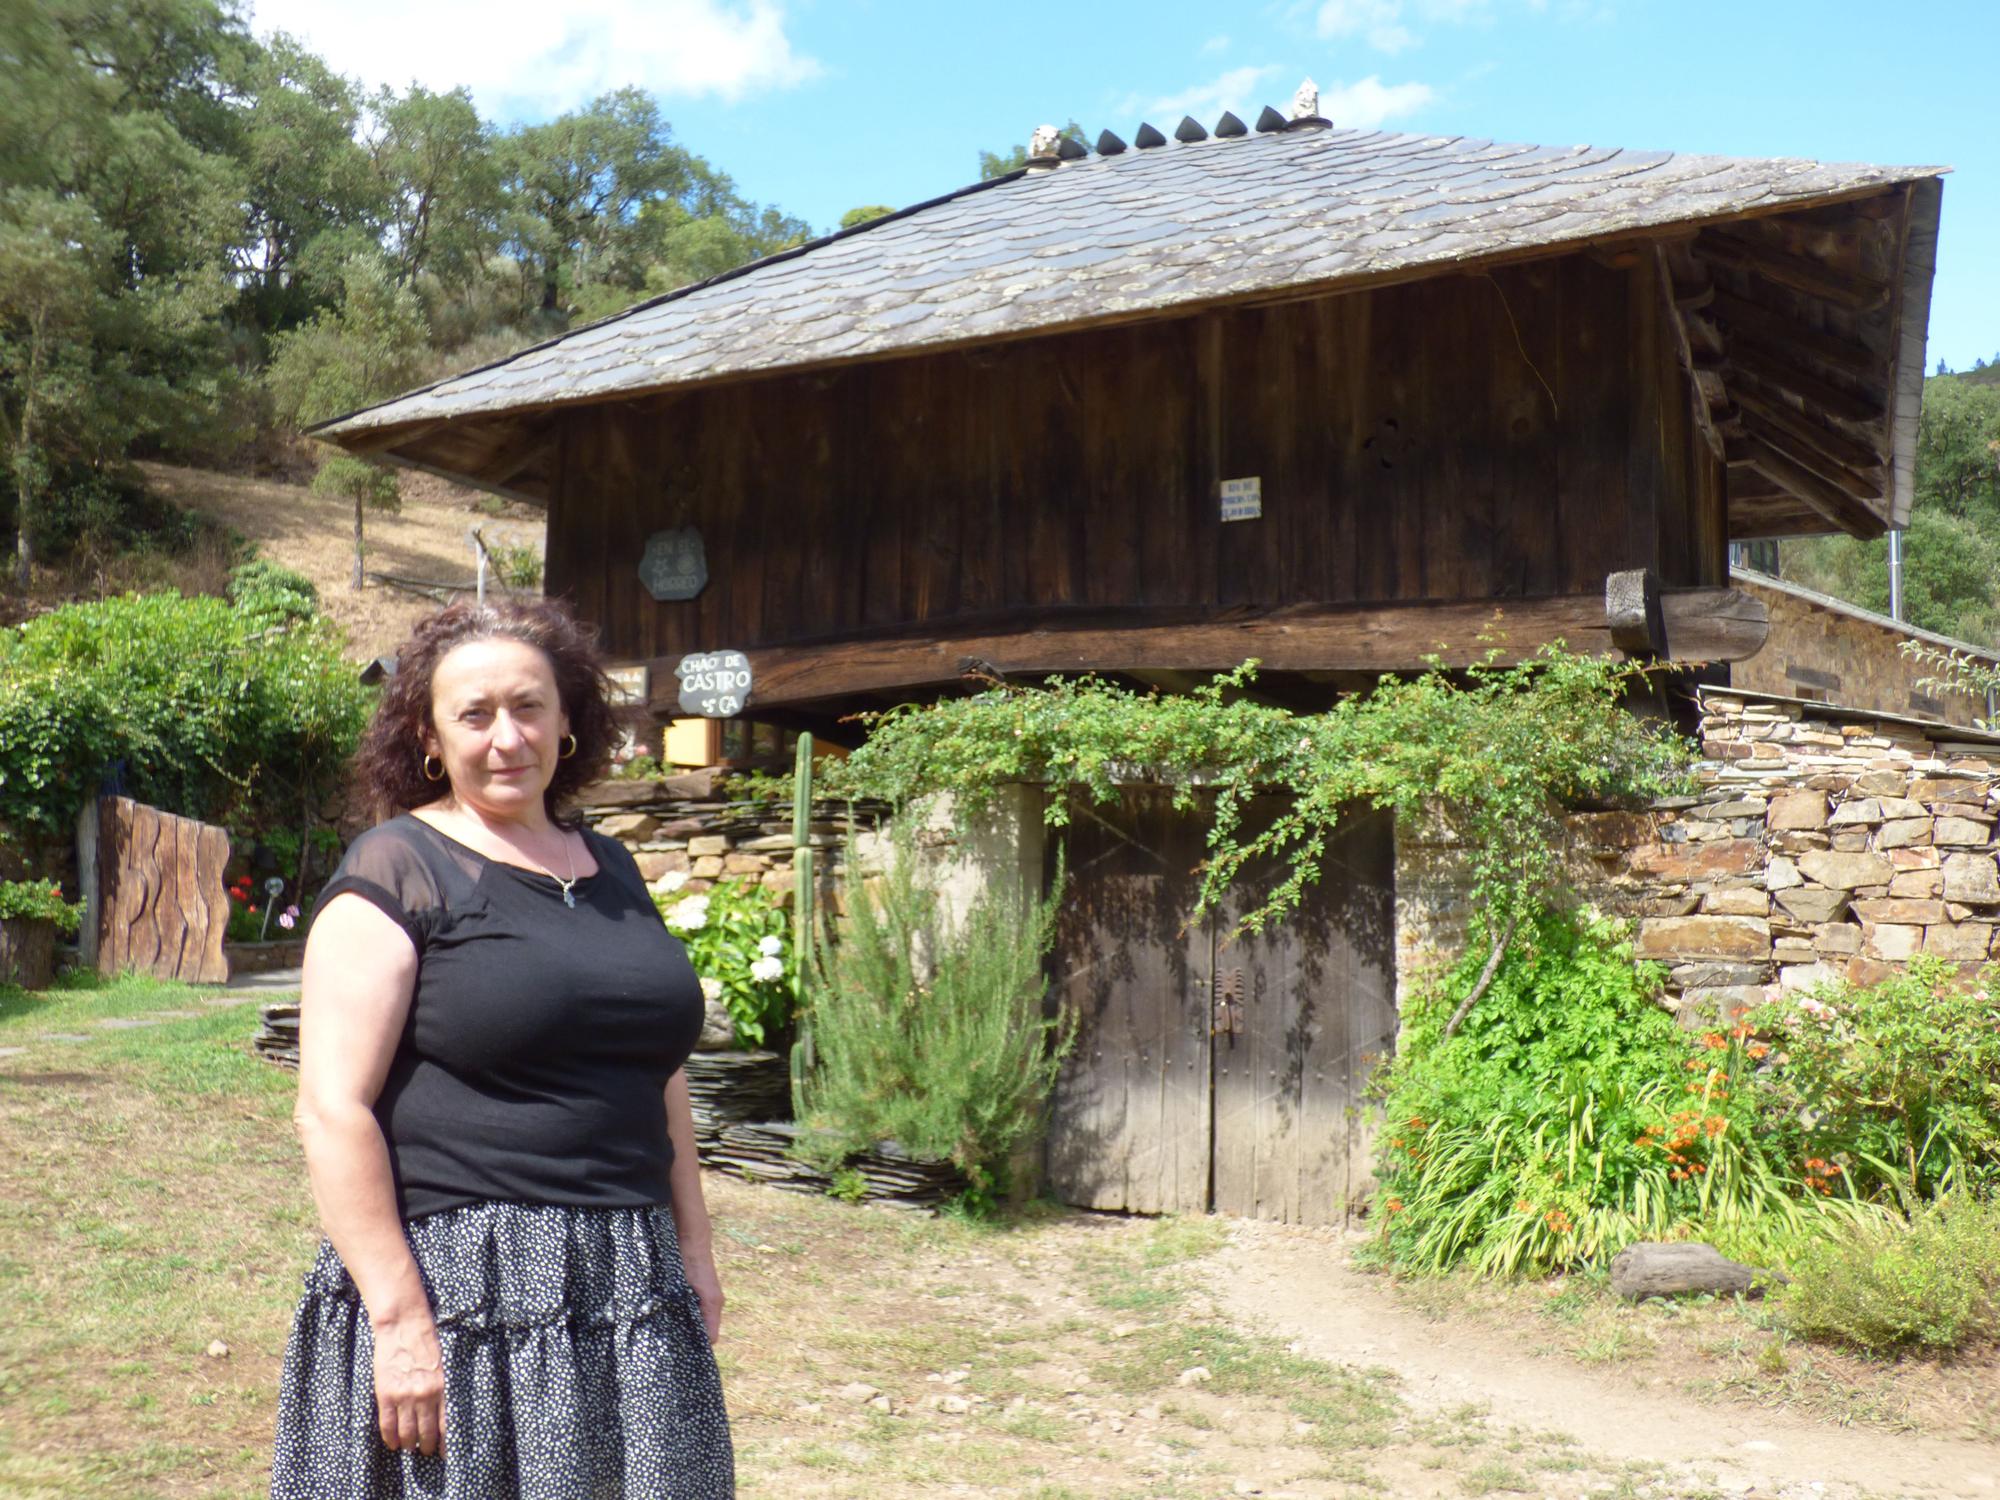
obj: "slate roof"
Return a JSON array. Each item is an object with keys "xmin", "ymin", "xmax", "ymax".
[{"xmin": 317, "ymin": 121, "xmax": 1942, "ymax": 440}]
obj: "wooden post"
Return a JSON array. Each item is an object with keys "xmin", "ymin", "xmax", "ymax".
[{"xmin": 789, "ymin": 733, "xmax": 816, "ymax": 1112}]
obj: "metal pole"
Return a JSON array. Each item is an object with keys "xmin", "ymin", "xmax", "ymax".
[{"xmin": 1888, "ymin": 529, "xmax": 1904, "ymax": 622}]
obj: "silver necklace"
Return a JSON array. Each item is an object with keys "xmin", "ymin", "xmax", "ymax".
[{"xmin": 550, "ymin": 834, "xmax": 580, "ymax": 908}]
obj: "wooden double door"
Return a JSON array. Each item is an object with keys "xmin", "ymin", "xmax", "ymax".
[{"xmin": 1043, "ymin": 791, "xmax": 1396, "ymax": 1224}]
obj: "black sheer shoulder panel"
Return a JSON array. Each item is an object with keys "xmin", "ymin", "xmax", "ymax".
[{"xmin": 315, "ymin": 817, "xmax": 475, "ymax": 950}]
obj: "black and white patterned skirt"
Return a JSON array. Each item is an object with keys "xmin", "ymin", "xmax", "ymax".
[{"xmin": 270, "ymin": 1200, "xmax": 734, "ymax": 1499}]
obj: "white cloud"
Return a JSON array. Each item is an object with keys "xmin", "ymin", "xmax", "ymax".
[
  {"xmin": 1313, "ymin": 0, "xmax": 1494, "ymax": 53},
  {"xmin": 246, "ymin": 0, "xmax": 821, "ymax": 115},
  {"xmin": 1139, "ymin": 64, "xmax": 1284, "ymax": 124},
  {"xmin": 1321, "ymin": 74, "xmax": 1435, "ymax": 127},
  {"xmin": 1201, "ymin": 34, "xmax": 1232, "ymax": 54}
]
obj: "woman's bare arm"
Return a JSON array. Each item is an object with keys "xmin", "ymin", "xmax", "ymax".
[
  {"xmin": 664, "ymin": 1068, "xmax": 724, "ymax": 1342},
  {"xmin": 293, "ymin": 893, "xmax": 444, "ymax": 1455}
]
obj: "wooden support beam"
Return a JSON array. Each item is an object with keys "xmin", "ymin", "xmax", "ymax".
[
  {"xmin": 1728, "ymin": 343, "xmax": 1885, "ymax": 426},
  {"xmin": 1729, "ymin": 385, "xmax": 1886, "ymax": 476},
  {"xmin": 1654, "ymin": 247, "xmax": 1726, "ymax": 464},
  {"xmin": 342, "ymin": 420, "xmax": 446, "ymax": 456},
  {"xmin": 468, "ymin": 419, "xmax": 556, "ymax": 488},
  {"xmin": 1698, "ymin": 230, "xmax": 1892, "ymax": 313},
  {"xmin": 1701, "ymin": 288, "xmax": 1879, "ymax": 377},
  {"xmin": 1742, "ymin": 414, "xmax": 1884, "ymax": 502},
  {"xmin": 1606, "ymin": 569, "xmax": 1665, "ymax": 657},
  {"xmin": 644, "ymin": 590, "xmax": 1774, "ymax": 712},
  {"xmin": 1742, "ymin": 435, "xmax": 1886, "ymax": 539}
]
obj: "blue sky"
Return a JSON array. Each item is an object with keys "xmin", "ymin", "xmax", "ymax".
[{"xmin": 253, "ymin": 0, "xmax": 1998, "ymax": 369}]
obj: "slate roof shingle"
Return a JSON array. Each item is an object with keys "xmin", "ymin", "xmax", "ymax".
[{"xmin": 316, "ymin": 122, "xmax": 1942, "ymax": 443}]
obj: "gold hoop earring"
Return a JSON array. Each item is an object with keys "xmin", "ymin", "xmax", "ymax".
[
  {"xmin": 559, "ymin": 733, "xmax": 578, "ymax": 760},
  {"xmin": 422, "ymin": 754, "xmax": 445, "ymax": 782}
]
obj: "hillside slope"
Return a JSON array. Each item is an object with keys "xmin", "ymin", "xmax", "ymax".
[{"xmin": 141, "ymin": 464, "xmax": 545, "ymax": 661}]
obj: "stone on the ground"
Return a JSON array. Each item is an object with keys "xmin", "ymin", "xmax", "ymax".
[
  {"xmin": 1175, "ymin": 1365, "xmax": 1212, "ymax": 1386},
  {"xmin": 838, "ymin": 1381, "xmax": 879, "ymax": 1404},
  {"xmin": 1610, "ymin": 1242, "xmax": 1782, "ymax": 1301}
]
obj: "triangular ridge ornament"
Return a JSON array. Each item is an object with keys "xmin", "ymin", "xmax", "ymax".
[
  {"xmin": 1255, "ymin": 105, "xmax": 1287, "ymax": 133},
  {"xmin": 1095, "ymin": 128, "xmax": 1128, "ymax": 156},
  {"xmin": 1174, "ymin": 115, "xmax": 1208, "ymax": 143},
  {"xmin": 1133, "ymin": 121, "xmax": 1167, "ymax": 148},
  {"xmin": 1214, "ymin": 110, "xmax": 1247, "ymax": 138},
  {"xmin": 1057, "ymin": 134, "xmax": 1089, "ymax": 160}
]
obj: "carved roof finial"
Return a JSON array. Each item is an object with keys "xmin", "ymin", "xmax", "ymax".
[
  {"xmin": 1029, "ymin": 123, "xmax": 1062, "ymax": 158},
  {"xmin": 1292, "ymin": 79, "xmax": 1319, "ymax": 120}
]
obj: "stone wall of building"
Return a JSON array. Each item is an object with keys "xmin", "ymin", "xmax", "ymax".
[
  {"xmin": 1398, "ymin": 689, "xmax": 2000, "ymax": 1025},
  {"xmin": 577, "ymin": 767, "xmax": 884, "ymax": 907},
  {"xmin": 1731, "ymin": 571, "xmax": 1997, "ymax": 730}
]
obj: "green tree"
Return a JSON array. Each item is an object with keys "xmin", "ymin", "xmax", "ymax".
[
  {"xmin": 235, "ymin": 34, "xmax": 383, "ymax": 333},
  {"xmin": 0, "ymin": 0, "xmax": 242, "ymax": 579},
  {"xmin": 839, "ymin": 204, "xmax": 895, "ymax": 229},
  {"xmin": 366, "ymin": 83, "xmax": 501, "ymax": 287},
  {"xmin": 1914, "ymin": 376, "xmax": 2000, "ymax": 516},
  {"xmin": 0, "ymin": 193, "xmax": 102, "ymax": 586},
  {"xmin": 501, "ymin": 87, "xmax": 688, "ymax": 317},
  {"xmin": 266, "ymin": 256, "xmax": 428, "ymax": 587}
]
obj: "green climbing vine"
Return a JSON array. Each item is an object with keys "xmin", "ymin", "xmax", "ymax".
[{"xmin": 820, "ymin": 645, "xmax": 1695, "ymax": 962}]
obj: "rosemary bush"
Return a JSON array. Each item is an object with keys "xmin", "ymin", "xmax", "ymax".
[{"xmin": 795, "ymin": 828, "xmax": 1072, "ymax": 1178}]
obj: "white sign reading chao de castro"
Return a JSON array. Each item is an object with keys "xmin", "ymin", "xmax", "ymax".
[{"xmin": 675, "ymin": 651, "xmax": 752, "ymax": 718}]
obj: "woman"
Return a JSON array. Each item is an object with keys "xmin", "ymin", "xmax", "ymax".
[{"xmin": 272, "ymin": 599, "xmax": 733, "ymax": 1499}]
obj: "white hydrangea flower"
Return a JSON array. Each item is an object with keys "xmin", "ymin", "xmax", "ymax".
[
  {"xmin": 757, "ymin": 934, "xmax": 784, "ymax": 957},
  {"xmin": 749, "ymin": 955, "xmax": 785, "ymax": 984},
  {"xmin": 698, "ymin": 976, "xmax": 724, "ymax": 1003},
  {"xmin": 650, "ymin": 869, "xmax": 690, "ymax": 895},
  {"xmin": 664, "ymin": 894, "xmax": 710, "ymax": 932}
]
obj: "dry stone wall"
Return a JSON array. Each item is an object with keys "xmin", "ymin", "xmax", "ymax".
[
  {"xmin": 1578, "ymin": 691, "xmax": 2000, "ymax": 1020},
  {"xmin": 577, "ymin": 766, "xmax": 884, "ymax": 906},
  {"xmin": 1395, "ymin": 690, "xmax": 2000, "ymax": 1026}
]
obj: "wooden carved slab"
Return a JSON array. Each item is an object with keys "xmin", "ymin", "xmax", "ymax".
[{"xmin": 76, "ymin": 797, "xmax": 230, "ymax": 983}]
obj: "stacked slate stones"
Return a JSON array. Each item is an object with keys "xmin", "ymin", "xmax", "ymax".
[{"xmin": 1571, "ymin": 691, "xmax": 2000, "ymax": 1022}]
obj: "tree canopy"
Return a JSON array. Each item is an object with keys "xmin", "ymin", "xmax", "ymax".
[{"xmin": 0, "ymin": 0, "xmax": 816, "ymax": 586}]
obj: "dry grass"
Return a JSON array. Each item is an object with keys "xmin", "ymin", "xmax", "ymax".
[
  {"xmin": 0, "ymin": 978, "xmax": 1717, "ymax": 1500},
  {"xmin": 137, "ymin": 462, "xmax": 545, "ymax": 661}
]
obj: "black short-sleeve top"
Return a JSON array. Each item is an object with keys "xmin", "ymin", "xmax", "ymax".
[{"xmin": 314, "ymin": 813, "xmax": 704, "ymax": 1222}]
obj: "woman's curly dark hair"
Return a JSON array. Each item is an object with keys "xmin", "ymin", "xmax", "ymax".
[{"xmin": 353, "ymin": 599, "xmax": 624, "ymax": 828}]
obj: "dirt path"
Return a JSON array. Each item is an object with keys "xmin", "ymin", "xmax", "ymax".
[{"xmin": 1215, "ymin": 1221, "xmax": 2000, "ymax": 1500}]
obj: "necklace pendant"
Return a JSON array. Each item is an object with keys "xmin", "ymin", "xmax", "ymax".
[{"xmin": 562, "ymin": 887, "xmax": 576, "ymax": 909}]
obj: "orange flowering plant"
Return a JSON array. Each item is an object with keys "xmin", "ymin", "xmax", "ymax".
[{"xmin": 1370, "ymin": 908, "xmax": 1887, "ymax": 1277}]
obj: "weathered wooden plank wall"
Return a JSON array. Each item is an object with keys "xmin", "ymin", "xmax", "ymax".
[{"xmin": 552, "ymin": 249, "xmax": 1725, "ymax": 666}]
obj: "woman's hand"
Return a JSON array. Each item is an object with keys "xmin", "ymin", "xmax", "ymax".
[
  {"xmin": 685, "ymin": 1260, "xmax": 725, "ymax": 1344},
  {"xmin": 372, "ymin": 1310, "xmax": 447, "ymax": 1456}
]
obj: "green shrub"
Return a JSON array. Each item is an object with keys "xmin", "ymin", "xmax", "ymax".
[
  {"xmin": 1373, "ymin": 909, "xmax": 1873, "ymax": 1276},
  {"xmin": 795, "ymin": 829, "xmax": 1072, "ymax": 1177},
  {"xmin": 0, "ymin": 878, "xmax": 81, "ymax": 936},
  {"xmin": 0, "ymin": 590, "xmax": 370, "ymax": 851},
  {"xmin": 227, "ymin": 560, "xmax": 320, "ymax": 626},
  {"xmin": 654, "ymin": 874, "xmax": 793, "ymax": 1047},
  {"xmin": 1782, "ymin": 1192, "xmax": 2000, "ymax": 1354},
  {"xmin": 1750, "ymin": 956, "xmax": 2000, "ymax": 1201}
]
